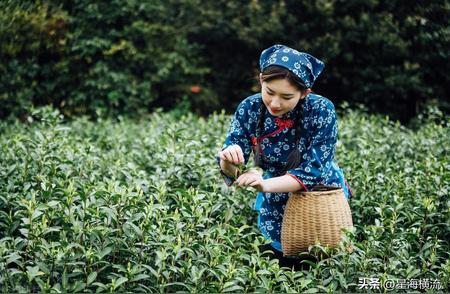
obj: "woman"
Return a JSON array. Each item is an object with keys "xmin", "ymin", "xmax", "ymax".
[{"xmin": 217, "ymin": 44, "xmax": 352, "ymax": 266}]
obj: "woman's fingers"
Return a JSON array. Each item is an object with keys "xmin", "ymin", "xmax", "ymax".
[
  {"xmin": 235, "ymin": 145, "xmax": 244, "ymax": 164},
  {"xmin": 248, "ymin": 179, "xmax": 261, "ymax": 186},
  {"xmin": 235, "ymin": 173, "xmax": 247, "ymax": 186},
  {"xmin": 220, "ymin": 148, "xmax": 234, "ymax": 163},
  {"xmin": 236, "ymin": 173, "xmax": 258, "ymax": 186},
  {"xmin": 231, "ymin": 147, "xmax": 240, "ymax": 164},
  {"xmin": 220, "ymin": 145, "xmax": 244, "ymax": 165},
  {"xmin": 219, "ymin": 151, "xmax": 228, "ymax": 162},
  {"xmin": 237, "ymin": 147, "xmax": 244, "ymax": 164},
  {"xmin": 230, "ymin": 145, "xmax": 243, "ymax": 164}
]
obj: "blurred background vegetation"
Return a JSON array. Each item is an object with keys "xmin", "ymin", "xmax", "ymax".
[{"xmin": 1, "ymin": 0, "xmax": 449, "ymax": 123}]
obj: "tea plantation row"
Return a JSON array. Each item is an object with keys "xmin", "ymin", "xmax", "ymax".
[{"xmin": 0, "ymin": 107, "xmax": 449, "ymax": 292}]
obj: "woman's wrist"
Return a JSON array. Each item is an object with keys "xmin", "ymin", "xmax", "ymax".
[
  {"xmin": 260, "ymin": 179, "xmax": 270, "ymax": 192},
  {"xmin": 259, "ymin": 175, "xmax": 302, "ymax": 193}
]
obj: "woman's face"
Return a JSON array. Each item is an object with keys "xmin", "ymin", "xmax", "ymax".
[{"xmin": 260, "ymin": 77, "xmax": 309, "ymax": 117}]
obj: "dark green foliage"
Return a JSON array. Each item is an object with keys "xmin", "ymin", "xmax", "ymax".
[
  {"xmin": 0, "ymin": 0, "xmax": 207, "ymax": 118},
  {"xmin": 190, "ymin": 0, "xmax": 450, "ymax": 122},
  {"xmin": 1, "ymin": 0, "xmax": 449, "ymax": 121},
  {"xmin": 0, "ymin": 106, "xmax": 449, "ymax": 292}
]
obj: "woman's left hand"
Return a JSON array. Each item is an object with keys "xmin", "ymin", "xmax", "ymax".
[{"xmin": 235, "ymin": 170, "xmax": 266, "ymax": 192}]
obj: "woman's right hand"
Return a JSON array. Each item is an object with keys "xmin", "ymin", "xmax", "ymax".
[{"xmin": 218, "ymin": 144, "xmax": 244, "ymax": 165}]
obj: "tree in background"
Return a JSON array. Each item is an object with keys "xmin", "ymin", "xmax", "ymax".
[
  {"xmin": 0, "ymin": 0, "xmax": 207, "ymax": 118},
  {"xmin": 1, "ymin": 0, "xmax": 448, "ymax": 122},
  {"xmin": 188, "ymin": 0, "xmax": 449, "ymax": 122}
]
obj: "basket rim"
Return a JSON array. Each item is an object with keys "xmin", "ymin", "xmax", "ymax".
[{"xmin": 291, "ymin": 188, "xmax": 344, "ymax": 197}]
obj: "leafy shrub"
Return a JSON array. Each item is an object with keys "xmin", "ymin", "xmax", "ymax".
[{"xmin": 0, "ymin": 106, "xmax": 448, "ymax": 292}]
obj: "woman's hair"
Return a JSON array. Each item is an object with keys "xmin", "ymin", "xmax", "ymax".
[{"xmin": 255, "ymin": 65, "xmax": 308, "ymax": 174}]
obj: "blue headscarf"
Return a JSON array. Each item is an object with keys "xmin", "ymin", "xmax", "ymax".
[{"xmin": 259, "ymin": 44, "xmax": 325, "ymax": 88}]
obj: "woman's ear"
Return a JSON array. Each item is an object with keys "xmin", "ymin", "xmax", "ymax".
[{"xmin": 302, "ymin": 88, "xmax": 312, "ymax": 99}]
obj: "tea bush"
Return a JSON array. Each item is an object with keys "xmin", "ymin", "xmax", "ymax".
[{"xmin": 0, "ymin": 106, "xmax": 449, "ymax": 292}]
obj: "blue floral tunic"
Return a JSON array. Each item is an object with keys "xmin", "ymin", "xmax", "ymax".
[{"xmin": 217, "ymin": 92, "xmax": 353, "ymax": 252}]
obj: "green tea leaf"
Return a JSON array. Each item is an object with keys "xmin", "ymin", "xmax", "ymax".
[{"xmin": 87, "ymin": 272, "xmax": 97, "ymax": 285}]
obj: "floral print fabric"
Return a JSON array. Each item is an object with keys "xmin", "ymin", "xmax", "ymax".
[
  {"xmin": 259, "ymin": 44, "xmax": 325, "ymax": 88},
  {"xmin": 218, "ymin": 93, "xmax": 352, "ymax": 252}
]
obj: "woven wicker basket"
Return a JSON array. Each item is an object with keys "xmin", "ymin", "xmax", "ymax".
[{"xmin": 281, "ymin": 188, "xmax": 353, "ymax": 256}]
